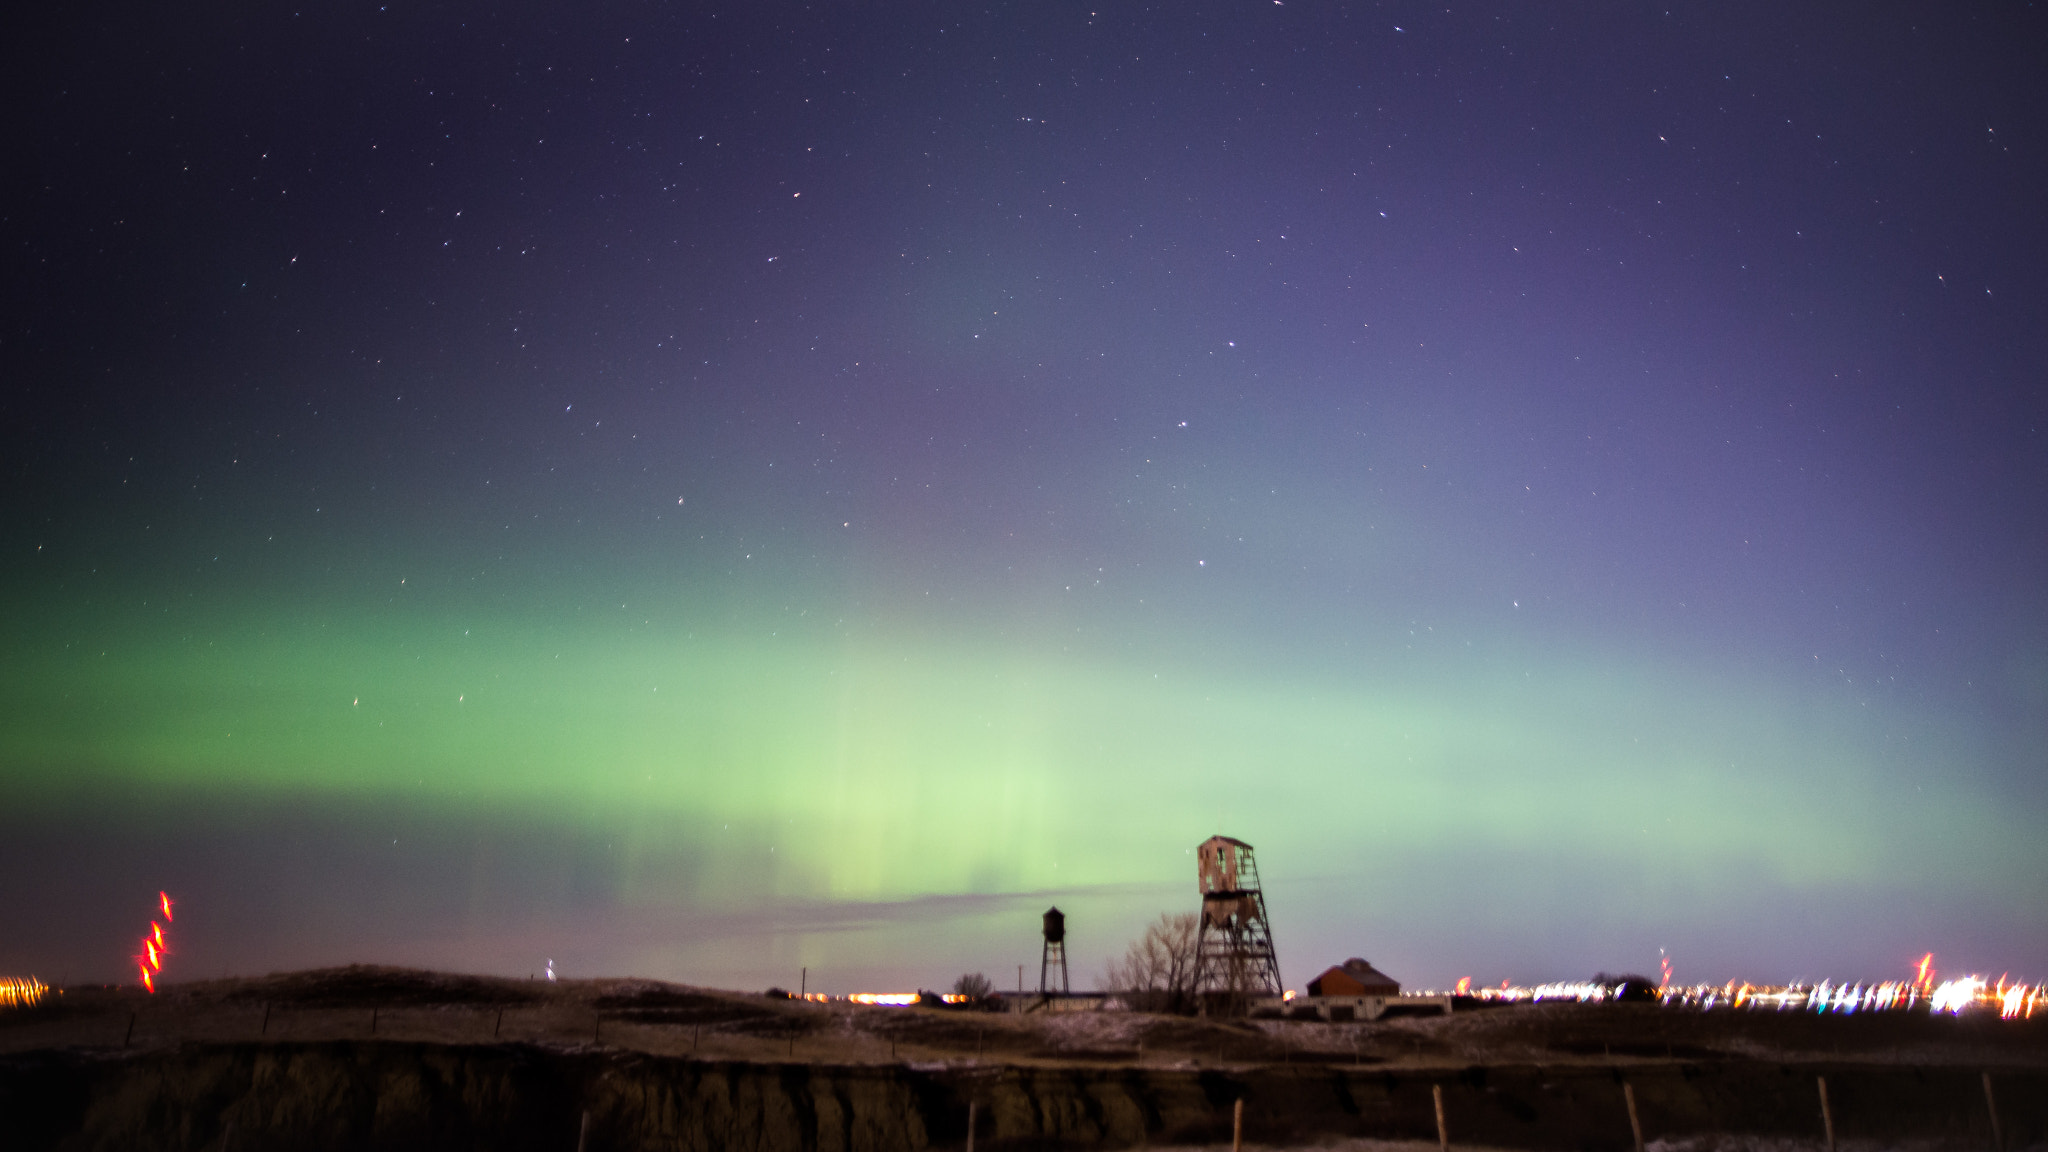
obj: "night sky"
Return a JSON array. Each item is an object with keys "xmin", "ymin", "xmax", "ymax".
[{"xmin": 4, "ymin": 2, "xmax": 2044, "ymax": 994}]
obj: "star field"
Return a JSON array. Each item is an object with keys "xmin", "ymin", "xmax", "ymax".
[{"xmin": 2, "ymin": 1, "xmax": 2044, "ymax": 990}]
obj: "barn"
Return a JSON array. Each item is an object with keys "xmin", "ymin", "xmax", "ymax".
[{"xmin": 1306, "ymin": 957, "xmax": 1401, "ymax": 998}]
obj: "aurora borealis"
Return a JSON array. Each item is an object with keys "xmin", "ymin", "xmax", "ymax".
[{"xmin": 4, "ymin": 2, "xmax": 2044, "ymax": 992}]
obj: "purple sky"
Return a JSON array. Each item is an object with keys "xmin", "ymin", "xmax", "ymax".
[{"xmin": 3, "ymin": 2, "xmax": 2044, "ymax": 992}]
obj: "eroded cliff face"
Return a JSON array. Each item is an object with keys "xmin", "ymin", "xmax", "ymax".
[{"xmin": 3, "ymin": 1042, "xmax": 2043, "ymax": 1152}]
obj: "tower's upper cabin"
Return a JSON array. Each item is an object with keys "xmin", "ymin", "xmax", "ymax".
[{"xmin": 1197, "ymin": 835, "xmax": 1258, "ymax": 895}]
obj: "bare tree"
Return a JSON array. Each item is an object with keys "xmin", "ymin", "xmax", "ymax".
[
  {"xmin": 1104, "ymin": 912, "xmax": 1199, "ymax": 1013},
  {"xmin": 952, "ymin": 972, "xmax": 994, "ymax": 1000}
]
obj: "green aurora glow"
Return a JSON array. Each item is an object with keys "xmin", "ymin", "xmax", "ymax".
[{"xmin": 5, "ymin": 577, "xmax": 2033, "ymax": 986}]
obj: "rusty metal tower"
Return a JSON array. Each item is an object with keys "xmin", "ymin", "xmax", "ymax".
[
  {"xmin": 1191, "ymin": 835, "xmax": 1282, "ymax": 1010},
  {"xmin": 1039, "ymin": 906, "xmax": 1070, "ymax": 994}
]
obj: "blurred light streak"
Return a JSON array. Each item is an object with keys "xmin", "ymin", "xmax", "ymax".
[
  {"xmin": 134, "ymin": 890, "xmax": 175, "ymax": 993},
  {"xmin": 831, "ymin": 993, "xmax": 975, "ymax": 1005},
  {"xmin": 1411, "ymin": 960, "xmax": 2039, "ymax": 1020},
  {"xmin": 0, "ymin": 977, "xmax": 48, "ymax": 1009}
]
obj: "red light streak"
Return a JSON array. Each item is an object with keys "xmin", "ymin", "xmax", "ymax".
[{"xmin": 134, "ymin": 892, "xmax": 174, "ymax": 993}]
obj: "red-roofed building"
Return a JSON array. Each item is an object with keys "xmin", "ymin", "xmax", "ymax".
[{"xmin": 1307, "ymin": 958, "xmax": 1402, "ymax": 998}]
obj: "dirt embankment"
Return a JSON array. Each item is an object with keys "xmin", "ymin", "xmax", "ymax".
[{"xmin": 4, "ymin": 1043, "xmax": 2046, "ymax": 1151}]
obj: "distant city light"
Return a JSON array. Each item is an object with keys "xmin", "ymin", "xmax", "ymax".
[
  {"xmin": 0, "ymin": 977, "xmax": 48, "ymax": 1009},
  {"xmin": 815, "ymin": 993, "xmax": 972, "ymax": 1006},
  {"xmin": 1417, "ymin": 955, "xmax": 2039, "ymax": 1019}
]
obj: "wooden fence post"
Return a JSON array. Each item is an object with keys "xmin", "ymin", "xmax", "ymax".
[
  {"xmin": 1623, "ymin": 1082, "xmax": 1644, "ymax": 1152},
  {"xmin": 967, "ymin": 1100, "xmax": 978, "ymax": 1152},
  {"xmin": 1984, "ymin": 1072, "xmax": 2003, "ymax": 1152},
  {"xmin": 1232, "ymin": 1097, "xmax": 1244, "ymax": 1152},
  {"xmin": 1817, "ymin": 1076, "xmax": 1836, "ymax": 1152},
  {"xmin": 1433, "ymin": 1084, "xmax": 1449, "ymax": 1152}
]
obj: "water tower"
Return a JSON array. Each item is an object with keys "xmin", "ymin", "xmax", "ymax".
[
  {"xmin": 1191, "ymin": 835, "xmax": 1282, "ymax": 1010},
  {"xmin": 1040, "ymin": 906, "xmax": 1070, "ymax": 994}
]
